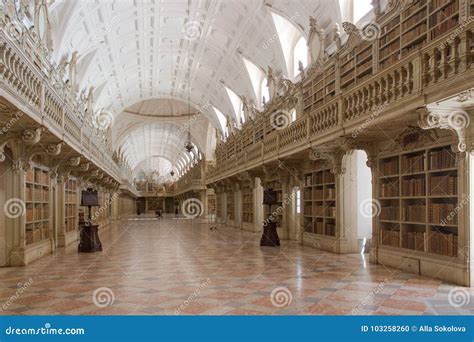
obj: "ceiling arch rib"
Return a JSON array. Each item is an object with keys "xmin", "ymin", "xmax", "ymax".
[{"xmin": 47, "ymin": 0, "xmax": 341, "ymax": 177}]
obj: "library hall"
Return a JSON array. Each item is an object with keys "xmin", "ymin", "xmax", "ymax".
[{"xmin": 1, "ymin": 0, "xmax": 474, "ymax": 317}]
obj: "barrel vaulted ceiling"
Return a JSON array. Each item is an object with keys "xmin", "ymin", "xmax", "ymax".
[{"xmin": 48, "ymin": 0, "xmax": 341, "ymax": 175}]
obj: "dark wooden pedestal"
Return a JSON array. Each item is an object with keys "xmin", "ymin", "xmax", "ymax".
[
  {"xmin": 260, "ymin": 221, "xmax": 280, "ymax": 247},
  {"xmin": 78, "ymin": 224, "xmax": 102, "ymax": 253}
]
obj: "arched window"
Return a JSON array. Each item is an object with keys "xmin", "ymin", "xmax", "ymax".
[
  {"xmin": 354, "ymin": 0, "xmax": 373, "ymax": 23},
  {"xmin": 269, "ymin": 11, "xmax": 307, "ymax": 79},
  {"xmin": 224, "ymin": 86, "xmax": 244, "ymax": 125},
  {"xmin": 213, "ymin": 107, "xmax": 228, "ymax": 136},
  {"xmin": 242, "ymin": 57, "xmax": 266, "ymax": 109},
  {"xmin": 293, "ymin": 37, "xmax": 308, "ymax": 77}
]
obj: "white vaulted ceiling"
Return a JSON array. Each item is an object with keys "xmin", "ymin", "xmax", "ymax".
[{"xmin": 47, "ymin": 0, "xmax": 340, "ymax": 173}]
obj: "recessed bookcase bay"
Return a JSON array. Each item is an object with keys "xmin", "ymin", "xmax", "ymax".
[
  {"xmin": 377, "ymin": 144, "xmax": 459, "ymax": 258},
  {"xmin": 226, "ymin": 190, "xmax": 234, "ymax": 221},
  {"xmin": 25, "ymin": 165, "xmax": 50, "ymax": 245},
  {"xmin": 242, "ymin": 184, "xmax": 254, "ymax": 224},
  {"xmin": 303, "ymin": 165, "xmax": 336, "ymax": 237},
  {"xmin": 64, "ymin": 178, "xmax": 78, "ymax": 233}
]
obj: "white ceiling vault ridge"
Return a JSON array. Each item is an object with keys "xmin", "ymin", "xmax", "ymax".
[{"xmin": 47, "ymin": 0, "xmax": 341, "ymax": 175}]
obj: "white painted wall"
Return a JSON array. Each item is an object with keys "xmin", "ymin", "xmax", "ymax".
[{"xmin": 356, "ymin": 150, "xmax": 373, "ymax": 239}]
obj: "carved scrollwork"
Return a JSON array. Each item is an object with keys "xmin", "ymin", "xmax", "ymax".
[
  {"xmin": 418, "ymin": 106, "xmax": 469, "ymax": 153},
  {"xmin": 79, "ymin": 163, "xmax": 90, "ymax": 172},
  {"xmin": 21, "ymin": 127, "xmax": 43, "ymax": 145},
  {"xmin": 46, "ymin": 142, "xmax": 63, "ymax": 156},
  {"xmin": 68, "ymin": 156, "xmax": 81, "ymax": 166}
]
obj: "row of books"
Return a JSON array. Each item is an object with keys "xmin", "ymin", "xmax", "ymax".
[
  {"xmin": 429, "ymin": 175, "xmax": 457, "ymax": 195},
  {"xmin": 429, "ymin": 0, "xmax": 455, "ymax": 12},
  {"xmin": 428, "ymin": 231, "xmax": 458, "ymax": 257},
  {"xmin": 401, "ymin": 153, "xmax": 424, "ymax": 173},
  {"xmin": 402, "ymin": 177, "xmax": 426, "ymax": 196},
  {"xmin": 430, "ymin": 148, "xmax": 456, "ymax": 169},
  {"xmin": 429, "ymin": 0, "xmax": 458, "ymax": 27},
  {"xmin": 26, "ymin": 207, "xmax": 49, "ymax": 222},
  {"xmin": 380, "ymin": 158, "xmax": 399, "ymax": 176},
  {"xmin": 380, "ymin": 205, "xmax": 399, "ymax": 221},
  {"xmin": 65, "ymin": 205, "xmax": 77, "ymax": 217},
  {"xmin": 356, "ymin": 46, "xmax": 372, "ymax": 63},
  {"xmin": 25, "ymin": 226, "xmax": 49, "ymax": 245},
  {"xmin": 65, "ymin": 180, "xmax": 77, "ymax": 191},
  {"xmin": 402, "ymin": 204, "xmax": 426, "ymax": 222},
  {"xmin": 243, "ymin": 213, "xmax": 254, "ymax": 223},
  {"xmin": 380, "ymin": 229, "xmax": 400, "ymax": 247},
  {"xmin": 380, "ymin": 179, "xmax": 400, "ymax": 197},
  {"xmin": 402, "ymin": 231, "xmax": 425, "ymax": 251},
  {"xmin": 65, "ymin": 219, "xmax": 77, "ymax": 232},
  {"xmin": 430, "ymin": 17, "xmax": 459, "ymax": 40},
  {"xmin": 401, "ymin": 23, "xmax": 427, "ymax": 46},
  {"xmin": 402, "ymin": 9, "xmax": 426, "ymax": 32},
  {"xmin": 402, "ymin": 0, "xmax": 426, "ymax": 18},
  {"xmin": 25, "ymin": 186, "xmax": 49, "ymax": 202},
  {"xmin": 308, "ymin": 206, "xmax": 336, "ymax": 217},
  {"xmin": 65, "ymin": 193, "xmax": 77, "ymax": 203},
  {"xmin": 26, "ymin": 169, "xmax": 50, "ymax": 185},
  {"xmin": 429, "ymin": 203, "xmax": 458, "ymax": 224}
]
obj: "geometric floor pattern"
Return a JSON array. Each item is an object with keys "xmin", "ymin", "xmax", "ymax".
[{"xmin": 0, "ymin": 218, "xmax": 472, "ymax": 315}]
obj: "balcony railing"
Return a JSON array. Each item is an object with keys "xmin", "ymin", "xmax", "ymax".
[
  {"xmin": 0, "ymin": 29, "xmax": 123, "ymax": 183},
  {"xmin": 206, "ymin": 11, "xmax": 474, "ymax": 183}
]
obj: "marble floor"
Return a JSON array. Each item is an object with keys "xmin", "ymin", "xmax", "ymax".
[{"xmin": 0, "ymin": 218, "xmax": 472, "ymax": 316}]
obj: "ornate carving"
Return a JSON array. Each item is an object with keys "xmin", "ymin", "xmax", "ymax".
[
  {"xmin": 79, "ymin": 163, "xmax": 90, "ymax": 172},
  {"xmin": 309, "ymin": 146, "xmax": 346, "ymax": 175},
  {"xmin": 68, "ymin": 156, "xmax": 81, "ymax": 166},
  {"xmin": 46, "ymin": 142, "xmax": 63, "ymax": 156},
  {"xmin": 342, "ymin": 22, "xmax": 362, "ymax": 50},
  {"xmin": 308, "ymin": 17, "xmax": 325, "ymax": 66},
  {"xmin": 21, "ymin": 127, "xmax": 43, "ymax": 145},
  {"xmin": 418, "ymin": 106, "xmax": 469, "ymax": 153}
]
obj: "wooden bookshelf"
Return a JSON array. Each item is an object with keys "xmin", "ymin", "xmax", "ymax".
[
  {"xmin": 377, "ymin": 145, "xmax": 459, "ymax": 257},
  {"xmin": 216, "ymin": 194, "xmax": 222, "ymax": 219},
  {"xmin": 226, "ymin": 191, "xmax": 234, "ymax": 221},
  {"xmin": 263, "ymin": 177, "xmax": 283, "ymax": 229},
  {"xmin": 64, "ymin": 178, "xmax": 78, "ymax": 233},
  {"xmin": 242, "ymin": 185, "xmax": 254, "ymax": 223},
  {"xmin": 378, "ymin": 14, "xmax": 401, "ymax": 70},
  {"xmin": 25, "ymin": 165, "xmax": 50, "ymax": 245},
  {"xmin": 303, "ymin": 166, "xmax": 336, "ymax": 237},
  {"xmin": 378, "ymin": 0, "xmax": 459, "ymax": 69},
  {"xmin": 207, "ymin": 194, "xmax": 216, "ymax": 215}
]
